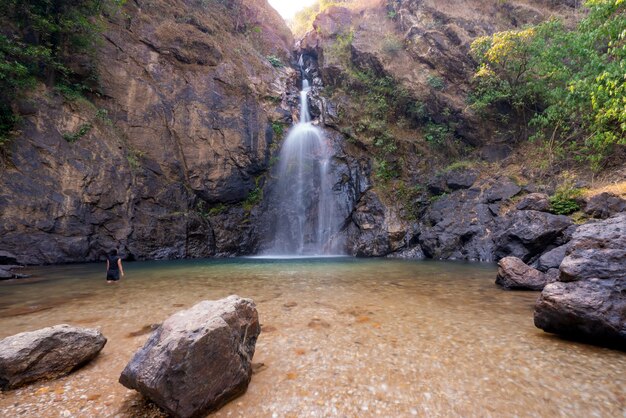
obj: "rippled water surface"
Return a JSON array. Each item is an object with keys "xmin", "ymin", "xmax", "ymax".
[{"xmin": 0, "ymin": 258, "xmax": 624, "ymax": 417}]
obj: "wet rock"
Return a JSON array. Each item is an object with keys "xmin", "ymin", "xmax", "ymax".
[
  {"xmin": 584, "ymin": 192, "xmax": 626, "ymax": 219},
  {"xmin": 559, "ymin": 213, "xmax": 626, "ymax": 282},
  {"xmin": 537, "ymin": 244, "xmax": 568, "ymax": 272},
  {"xmin": 495, "ymin": 210, "xmax": 573, "ymax": 263},
  {"xmin": 119, "ymin": 296, "xmax": 260, "ymax": 418},
  {"xmin": 445, "ymin": 168, "xmax": 478, "ymax": 190},
  {"xmin": 0, "ymin": 325, "xmax": 106, "ymax": 390},
  {"xmin": 534, "ymin": 278, "xmax": 626, "ymax": 345},
  {"xmin": 496, "ymin": 256, "xmax": 547, "ymax": 290},
  {"xmin": 516, "ymin": 193, "xmax": 551, "ymax": 212}
]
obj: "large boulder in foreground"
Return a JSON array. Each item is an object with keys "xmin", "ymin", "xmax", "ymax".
[
  {"xmin": 534, "ymin": 213, "xmax": 626, "ymax": 346},
  {"xmin": 119, "ymin": 296, "xmax": 260, "ymax": 418},
  {"xmin": 496, "ymin": 256, "xmax": 547, "ymax": 290},
  {"xmin": 534, "ymin": 279, "xmax": 626, "ymax": 345},
  {"xmin": 0, "ymin": 325, "xmax": 106, "ymax": 390}
]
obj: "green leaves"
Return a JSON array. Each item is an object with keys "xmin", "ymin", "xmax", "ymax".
[
  {"xmin": 0, "ymin": 0, "xmax": 123, "ymax": 145},
  {"xmin": 469, "ymin": 0, "xmax": 626, "ymax": 170}
]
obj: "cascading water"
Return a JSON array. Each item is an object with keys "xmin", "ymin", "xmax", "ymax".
[{"xmin": 264, "ymin": 59, "xmax": 342, "ymax": 256}]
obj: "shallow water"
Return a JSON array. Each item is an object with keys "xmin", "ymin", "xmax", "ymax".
[{"xmin": 0, "ymin": 258, "xmax": 624, "ymax": 417}]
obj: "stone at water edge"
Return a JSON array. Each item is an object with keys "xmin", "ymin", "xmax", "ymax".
[
  {"xmin": 0, "ymin": 325, "xmax": 107, "ymax": 390},
  {"xmin": 534, "ymin": 279, "xmax": 626, "ymax": 346},
  {"xmin": 534, "ymin": 213, "xmax": 626, "ymax": 346},
  {"xmin": 496, "ymin": 256, "xmax": 547, "ymax": 290},
  {"xmin": 119, "ymin": 295, "xmax": 260, "ymax": 418}
]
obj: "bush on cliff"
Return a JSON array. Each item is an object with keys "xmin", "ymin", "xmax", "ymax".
[{"xmin": 469, "ymin": 0, "xmax": 626, "ymax": 171}]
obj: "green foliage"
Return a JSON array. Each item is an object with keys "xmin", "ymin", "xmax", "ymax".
[
  {"xmin": 423, "ymin": 122, "xmax": 452, "ymax": 145},
  {"xmin": 469, "ymin": 0, "xmax": 626, "ymax": 170},
  {"xmin": 549, "ymin": 182, "xmax": 582, "ymax": 215},
  {"xmin": 326, "ymin": 30, "xmax": 354, "ymax": 63},
  {"xmin": 266, "ymin": 55, "xmax": 283, "ymax": 68},
  {"xmin": 0, "ymin": 0, "xmax": 124, "ymax": 147},
  {"xmin": 126, "ymin": 148, "xmax": 144, "ymax": 169},
  {"xmin": 63, "ymin": 123, "xmax": 92, "ymax": 143},
  {"xmin": 242, "ymin": 186, "xmax": 263, "ymax": 212},
  {"xmin": 374, "ymin": 158, "xmax": 399, "ymax": 181},
  {"xmin": 271, "ymin": 121, "xmax": 284, "ymax": 138},
  {"xmin": 208, "ymin": 203, "xmax": 227, "ymax": 216},
  {"xmin": 427, "ymin": 75, "xmax": 445, "ymax": 90}
]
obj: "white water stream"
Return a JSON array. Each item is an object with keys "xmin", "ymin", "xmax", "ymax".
[{"xmin": 265, "ymin": 66, "xmax": 342, "ymax": 255}]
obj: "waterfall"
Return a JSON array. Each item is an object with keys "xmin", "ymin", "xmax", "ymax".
[{"xmin": 264, "ymin": 59, "xmax": 342, "ymax": 256}]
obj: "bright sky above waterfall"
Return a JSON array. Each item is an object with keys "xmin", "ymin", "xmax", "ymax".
[{"xmin": 268, "ymin": 0, "xmax": 317, "ymax": 20}]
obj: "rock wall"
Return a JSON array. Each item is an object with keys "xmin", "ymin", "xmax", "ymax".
[{"xmin": 0, "ymin": 0, "xmax": 294, "ymax": 264}]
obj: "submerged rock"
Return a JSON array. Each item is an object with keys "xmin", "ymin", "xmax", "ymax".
[
  {"xmin": 0, "ymin": 325, "xmax": 106, "ymax": 390},
  {"xmin": 119, "ymin": 295, "xmax": 260, "ymax": 418},
  {"xmin": 534, "ymin": 213, "xmax": 626, "ymax": 346},
  {"xmin": 496, "ymin": 256, "xmax": 547, "ymax": 290}
]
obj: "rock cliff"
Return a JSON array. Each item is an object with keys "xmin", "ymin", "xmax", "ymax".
[{"xmin": 0, "ymin": 0, "xmax": 294, "ymax": 264}]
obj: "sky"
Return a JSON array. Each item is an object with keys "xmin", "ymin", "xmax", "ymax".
[{"xmin": 268, "ymin": 0, "xmax": 318, "ymax": 20}]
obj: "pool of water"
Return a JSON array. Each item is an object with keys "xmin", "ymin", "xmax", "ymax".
[{"xmin": 0, "ymin": 258, "xmax": 624, "ymax": 417}]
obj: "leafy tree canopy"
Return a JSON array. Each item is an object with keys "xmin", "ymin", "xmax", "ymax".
[{"xmin": 470, "ymin": 0, "xmax": 626, "ymax": 170}]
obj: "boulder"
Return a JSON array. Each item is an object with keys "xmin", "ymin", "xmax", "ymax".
[
  {"xmin": 445, "ymin": 168, "xmax": 478, "ymax": 190},
  {"xmin": 534, "ymin": 278, "xmax": 626, "ymax": 345},
  {"xmin": 0, "ymin": 325, "xmax": 106, "ymax": 390},
  {"xmin": 516, "ymin": 193, "xmax": 550, "ymax": 212},
  {"xmin": 496, "ymin": 256, "xmax": 547, "ymax": 290},
  {"xmin": 560, "ymin": 213, "xmax": 626, "ymax": 282},
  {"xmin": 119, "ymin": 296, "xmax": 260, "ymax": 418},
  {"xmin": 584, "ymin": 192, "xmax": 626, "ymax": 219},
  {"xmin": 495, "ymin": 210, "xmax": 573, "ymax": 262},
  {"xmin": 537, "ymin": 244, "xmax": 568, "ymax": 272},
  {"xmin": 534, "ymin": 213, "xmax": 626, "ymax": 346},
  {"xmin": 483, "ymin": 178, "xmax": 521, "ymax": 203}
]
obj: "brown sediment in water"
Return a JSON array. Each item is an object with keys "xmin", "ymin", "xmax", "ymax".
[{"xmin": 0, "ymin": 258, "xmax": 624, "ymax": 417}]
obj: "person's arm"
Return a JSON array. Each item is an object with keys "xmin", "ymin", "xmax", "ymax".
[
  {"xmin": 106, "ymin": 259, "xmax": 109, "ymax": 271},
  {"xmin": 118, "ymin": 258, "xmax": 124, "ymax": 277}
]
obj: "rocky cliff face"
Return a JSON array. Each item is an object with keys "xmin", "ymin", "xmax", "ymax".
[
  {"xmin": 1, "ymin": 0, "xmax": 623, "ymax": 266},
  {"xmin": 0, "ymin": 0, "xmax": 294, "ymax": 264},
  {"xmin": 291, "ymin": 0, "xmax": 613, "ymax": 260}
]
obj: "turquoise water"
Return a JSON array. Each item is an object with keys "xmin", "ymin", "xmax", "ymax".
[{"xmin": 0, "ymin": 258, "xmax": 624, "ymax": 417}]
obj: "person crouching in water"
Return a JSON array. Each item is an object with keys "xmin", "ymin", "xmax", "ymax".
[{"xmin": 106, "ymin": 249, "xmax": 125, "ymax": 283}]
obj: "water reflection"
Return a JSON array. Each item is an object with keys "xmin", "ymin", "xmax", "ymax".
[{"xmin": 0, "ymin": 258, "xmax": 624, "ymax": 417}]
